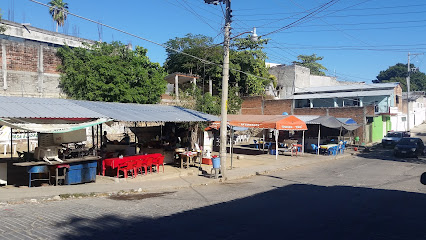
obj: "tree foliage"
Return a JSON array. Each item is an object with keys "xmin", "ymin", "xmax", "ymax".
[
  {"xmin": 0, "ymin": 9, "xmax": 6, "ymax": 33},
  {"xmin": 48, "ymin": 0, "xmax": 69, "ymax": 32},
  {"xmin": 293, "ymin": 54, "xmax": 327, "ymax": 76},
  {"xmin": 57, "ymin": 41, "xmax": 167, "ymax": 103},
  {"xmin": 164, "ymin": 33, "xmax": 272, "ymax": 114},
  {"xmin": 376, "ymin": 63, "xmax": 426, "ymax": 91}
]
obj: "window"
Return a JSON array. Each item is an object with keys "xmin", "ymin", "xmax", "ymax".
[
  {"xmin": 353, "ymin": 98, "xmax": 360, "ymax": 106},
  {"xmin": 396, "ymin": 95, "xmax": 400, "ymax": 104}
]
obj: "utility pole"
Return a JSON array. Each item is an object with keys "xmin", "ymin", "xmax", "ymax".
[
  {"xmin": 407, "ymin": 53, "xmax": 411, "ymax": 132},
  {"xmin": 406, "ymin": 52, "xmax": 423, "ymax": 132},
  {"xmin": 205, "ymin": 0, "xmax": 231, "ymax": 178}
]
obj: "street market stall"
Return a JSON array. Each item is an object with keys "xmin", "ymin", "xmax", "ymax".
[
  {"xmin": 0, "ymin": 96, "xmax": 218, "ymax": 185},
  {"xmin": 208, "ymin": 115, "xmax": 308, "ymax": 159}
]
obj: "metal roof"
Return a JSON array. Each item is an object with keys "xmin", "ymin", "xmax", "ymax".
[
  {"xmin": 290, "ymin": 89, "xmax": 394, "ymax": 100},
  {"xmin": 0, "ymin": 96, "xmax": 219, "ymax": 122},
  {"xmin": 69, "ymin": 100, "xmax": 219, "ymax": 122},
  {"xmin": 294, "ymin": 82, "xmax": 398, "ymax": 94},
  {"xmin": 0, "ymin": 96, "xmax": 105, "ymax": 119}
]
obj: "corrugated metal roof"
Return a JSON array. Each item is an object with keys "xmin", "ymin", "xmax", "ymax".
[
  {"xmin": 70, "ymin": 100, "xmax": 219, "ymax": 122},
  {"xmin": 0, "ymin": 96, "xmax": 105, "ymax": 118},
  {"xmin": 294, "ymin": 82, "xmax": 398, "ymax": 94},
  {"xmin": 0, "ymin": 96, "xmax": 219, "ymax": 122},
  {"xmin": 290, "ymin": 89, "xmax": 394, "ymax": 99}
]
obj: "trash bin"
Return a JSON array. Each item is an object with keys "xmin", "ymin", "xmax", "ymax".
[{"xmin": 212, "ymin": 157, "xmax": 220, "ymax": 169}]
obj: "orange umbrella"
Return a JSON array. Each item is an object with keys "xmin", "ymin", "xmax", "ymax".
[{"xmin": 206, "ymin": 115, "xmax": 307, "ymax": 131}]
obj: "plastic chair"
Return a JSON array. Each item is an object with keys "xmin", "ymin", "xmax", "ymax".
[
  {"xmin": 311, "ymin": 144, "xmax": 319, "ymax": 154},
  {"xmin": 152, "ymin": 155, "xmax": 165, "ymax": 173},
  {"xmin": 253, "ymin": 140, "xmax": 259, "ymax": 149},
  {"xmin": 141, "ymin": 156, "xmax": 153, "ymax": 175},
  {"xmin": 117, "ymin": 161, "xmax": 135, "ymax": 178}
]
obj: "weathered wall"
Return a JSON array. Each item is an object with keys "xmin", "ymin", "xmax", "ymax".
[{"xmin": 0, "ymin": 39, "xmax": 62, "ymax": 97}]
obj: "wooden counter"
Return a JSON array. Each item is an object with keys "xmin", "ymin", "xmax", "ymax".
[{"xmin": 13, "ymin": 156, "xmax": 101, "ymax": 167}]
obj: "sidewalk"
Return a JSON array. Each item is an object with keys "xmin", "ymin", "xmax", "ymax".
[{"xmin": 0, "ymin": 148, "xmax": 355, "ymax": 204}]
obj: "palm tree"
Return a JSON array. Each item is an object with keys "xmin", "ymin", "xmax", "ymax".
[{"xmin": 48, "ymin": 0, "xmax": 69, "ymax": 32}]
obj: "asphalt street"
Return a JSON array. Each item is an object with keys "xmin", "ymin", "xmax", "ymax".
[{"xmin": 0, "ymin": 152, "xmax": 425, "ymax": 240}]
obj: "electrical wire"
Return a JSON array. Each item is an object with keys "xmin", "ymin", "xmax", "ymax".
[
  {"xmin": 262, "ymin": 0, "xmax": 341, "ymax": 37},
  {"xmin": 29, "ymin": 0, "xmax": 273, "ymax": 83}
]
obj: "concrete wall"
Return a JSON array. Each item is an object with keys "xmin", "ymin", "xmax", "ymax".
[
  {"xmin": 0, "ymin": 38, "xmax": 63, "ymax": 97},
  {"xmin": 268, "ymin": 64, "xmax": 362, "ymax": 99},
  {"xmin": 0, "ymin": 20, "xmax": 94, "ymax": 98}
]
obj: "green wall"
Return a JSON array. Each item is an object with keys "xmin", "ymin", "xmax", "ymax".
[
  {"xmin": 384, "ymin": 116, "xmax": 391, "ymax": 132},
  {"xmin": 372, "ymin": 116, "xmax": 384, "ymax": 142}
]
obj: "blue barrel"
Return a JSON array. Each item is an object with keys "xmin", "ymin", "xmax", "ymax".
[{"xmin": 212, "ymin": 157, "xmax": 220, "ymax": 169}]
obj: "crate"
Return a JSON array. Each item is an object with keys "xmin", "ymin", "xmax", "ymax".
[{"xmin": 202, "ymin": 158, "xmax": 212, "ymax": 165}]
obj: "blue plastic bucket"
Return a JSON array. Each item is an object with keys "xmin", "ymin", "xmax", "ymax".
[{"xmin": 212, "ymin": 157, "xmax": 220, "ymax": 169}]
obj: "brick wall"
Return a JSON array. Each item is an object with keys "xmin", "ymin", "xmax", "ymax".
[
  {"xmin": 241, "ymin": 96, "xmax": 375, "ymax": 142},
  {"xmin": 395, "ymin": 84, "xmax": 403, "ymax": 112},
  {"xmin": 43, "ymin": 47, "xmax": 61, "ymax": 74},
  {"xmin": 263, "ymin": 99, "xmax": 292, "ymax": 115},
  {"xmin": 0, "ymin": 39, "xmax": 62, "ymax": 97},
  {"xmin": 241, "ymin": 96, "xmax": 264, "ymax": 115}
]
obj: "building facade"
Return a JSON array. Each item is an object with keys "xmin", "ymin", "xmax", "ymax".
[{"xmin": 0, "ymin": 20, "xmax": 93, "ymax": 98}]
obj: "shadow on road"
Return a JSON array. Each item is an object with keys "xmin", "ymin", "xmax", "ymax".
[
  {"xmin": 356, "ymin": 146, "xmax": 426, "ymax": 165},
  {"xmin": 58, "ymin": 184, "xmax": 426, "ymax": 240}
]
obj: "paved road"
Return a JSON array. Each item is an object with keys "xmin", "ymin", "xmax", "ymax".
[{"xmin": 0, "ymin": 153, "xmax": 425, "ymax": 240}]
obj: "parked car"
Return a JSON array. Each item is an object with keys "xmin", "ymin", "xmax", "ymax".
[
  {"xmin": 382, "ymin": 131, "xmax": 410, "ymax": 147},
  {"xmin": 393, "ymin": 137, "xmax": 425, "ymax": 157}
]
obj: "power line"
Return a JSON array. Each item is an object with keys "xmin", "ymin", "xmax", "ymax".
[
  {"xmin": 234, "ymin": 3, "xmax": 426, "ymax": 16},
  {"xmin": 262, "ymin": 0, "xmax": 341, "ymax": 37},
  {"xmin": 271, "ymin": 24, "xmax": 426, "ymax": 34},
  {"xmin": 29, "ymin": 0, "xmax": 273, "ymax": 83},
  {"xmin": 238, "ymin": 9, "xmax": 426, "ymax": 22}
]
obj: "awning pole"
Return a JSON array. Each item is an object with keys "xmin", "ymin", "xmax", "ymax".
[
  {"xmin": 230, "ymin": 127, "xmax": 233, "ymax": 169},
  {"xmin": 10, "ymin": 128, "xmax": 13, "ymax": 160},
  {"xmin": 302, "ymin": 130, "xmax": 305, "ymax": 155},
  {"xmin": 91, "ymin": 126, "xmax": 95, "ymax": 156},
  {"xmin": 100, "ymin": 124, "xmax": 103, "ymax": 157},
  {"xmin": 27, "ymin": 131, "xmax": 30, "ymax": 161},
  {"xmin": 317, "ymin": 125, "xmax": 321, "ymax": 155}
]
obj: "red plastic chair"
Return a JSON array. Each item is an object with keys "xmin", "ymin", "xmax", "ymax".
[
  {"xmin": 117, "ymin": 161, "xmax": 128, "ymax": 178},
  {"xmin": 141, "ymin": 156, "xmax": 153, "ymax": 175},
  {"xmin": 117, "ymin": 159, "xmax": 136, "ymax": 178},
  {"xmin": 152, "ymin": 155, "xmax": 165, "ymax": 173}
]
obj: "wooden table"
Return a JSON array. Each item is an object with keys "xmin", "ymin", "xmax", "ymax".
[{"xmin": 179, "ymin": 152, "xmax": 199, "ymax": 169}]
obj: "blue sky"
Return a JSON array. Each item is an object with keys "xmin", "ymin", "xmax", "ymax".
[{"xmin": 1, "ymin": 0, "xmax": 426, "ymax": 83}]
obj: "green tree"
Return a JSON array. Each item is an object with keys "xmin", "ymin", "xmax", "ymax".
[
  {"xmin": 57, "ymin": 41, "xmax": 167, "ymax": 103},
  {"xmin": 376, "ymin": 63, "xmax": 426, "ymax": 91},
  {"xmin": 48, "ymin": 0, "xmax": 68, "ymax": 32},
  {"xmin": 0, "ymin": 9, "xmax": 6, "ymax": 33},
  {"xmin": 293, "ymin": 54, "xmax": 327, "ymax": 76},
  {"xmin": 164, "ymin": 33, "xmax": 272, "ymax": 113}
]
